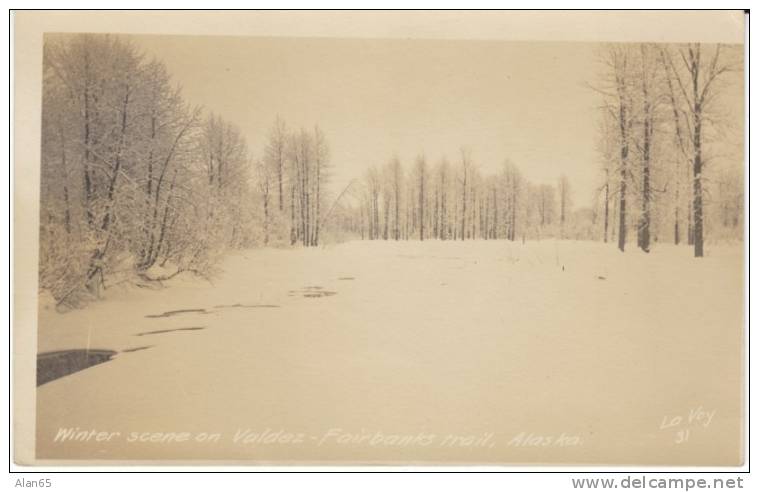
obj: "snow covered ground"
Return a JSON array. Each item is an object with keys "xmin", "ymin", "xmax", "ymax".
[{"xmin": 35, "ymin": 240, "xmax": 744, "ymax": 464}]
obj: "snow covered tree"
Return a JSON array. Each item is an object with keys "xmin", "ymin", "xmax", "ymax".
[
  {"xmin": 662, "ymin": 43, "xmax": 740, "ymax": 257},
  {"xmin": 40, "ymin": 34, "xmax": 262, "ymax": 305},
  {"xmin": 596, "ymin": 44, "xmax": 635, "ymax": 252}
]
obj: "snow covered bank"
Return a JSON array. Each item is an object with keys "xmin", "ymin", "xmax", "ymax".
[{"xmin": 36, "ymin": 240, "xmax": 744, "ymax": 464}]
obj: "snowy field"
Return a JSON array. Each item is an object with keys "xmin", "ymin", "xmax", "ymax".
[{"xmin": 35, "ymin": 240, "xmax": 744, "ymax": 464}]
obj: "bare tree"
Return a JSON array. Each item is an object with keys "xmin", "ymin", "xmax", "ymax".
[
  {"xmin": 256, "ymin": 159, "xmax": 272, "ymax": 245},
  {"xmin": 596, "ymin": 44, "xmax": 635, "ymax": 252},
  {"xmin": 436, "ymin": 158, "xmax": 450, "ymax": 240},
  {"xmin": 390, "ymin": 157, "xmax": 403, "ymax": 240},
  {"xmin": 365, "ymin": 166, "xmax": 381, "ymax": 240},
  {"xmin": 416, "ymin": 155, "xmax": 428, "ymax": 240},
  {"xmin": 458, "ymin": 149, "xmax": 472, "ymax": 241},
  {"xmin": 264, "ymin": 116, "xmax": 288, "ymax": 212},
  {"xmin": 664, "ymin": 43, "xmax": 738, "ymax": 257},
  {"xmin": 312, "ymin": 126, "xmax": 329, "ymax": 246},
  {"xmin": 632, "ymin": 44, "xmax": 668, "ymax": 253}
]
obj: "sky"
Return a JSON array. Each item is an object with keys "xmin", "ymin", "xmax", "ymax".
[{"xmin": 128, "ymin": 34, "xmax": 723, "ymax": 208}]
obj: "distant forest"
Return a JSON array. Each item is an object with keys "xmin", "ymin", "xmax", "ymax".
[{"xmin": 39, "ymin": 34, "xmax": 743, "ymax": 306}]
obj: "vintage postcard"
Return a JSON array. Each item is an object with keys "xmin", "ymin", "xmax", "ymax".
[{"xmin": 13, "ymin": 10, "xmax": 746, "ymax": 466}]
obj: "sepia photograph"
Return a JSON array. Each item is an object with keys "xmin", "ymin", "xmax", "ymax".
[{"xmin": 12, "ymin": 9, "xmax": 747, "ymax": 472}]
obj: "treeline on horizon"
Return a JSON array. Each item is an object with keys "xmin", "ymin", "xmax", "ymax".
[
  {"xmin": 342, "ymin": 153, "xmax": 578, "ymax": 243},
  {"xmin": 345, "ymin": 43, "xmax": 744, "ymax": 252},
  {"xmin": 39, "ymin": 34, "xmax": 744, "ymax": 307}
]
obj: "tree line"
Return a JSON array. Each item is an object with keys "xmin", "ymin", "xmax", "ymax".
[
  {"xmin": 347, "ymin": 42, "xmax": 743, "ymax": 253},
  {"xmin": 259, "ymin": 118, "xmax": 331, "ymax": 248},
  {"xmin": 594, "ymin": 43, "xmax": 743, "ymax": 257},
  {"xmin": 39, "ymin": 35, "xmax": 743, "ymax": 306},
  {"xmin": 347, "ymin": 152, "xmax": 579, "ymax": 243}
]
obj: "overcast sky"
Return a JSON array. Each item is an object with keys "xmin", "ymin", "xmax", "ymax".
[{"xmin": 131, "ymin": 35, "xmax": 740, "ymax": 208}]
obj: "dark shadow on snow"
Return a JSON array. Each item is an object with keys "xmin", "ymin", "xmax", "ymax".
[
  {"xmin": 288, "ymin": 286, "xmax": 338, "ymax": 298},
  {"xmin": 37, "ymin": 349, "xmax": 117, "ymax": 386},
  {"xmin": 135, "ymin": 326, "xmax": 206, "ymax": 336},
  {"xmin": 214, "ymin": 303, "xmax": 280, "ymax": 309},
  {"xmin": 122, "ymin": 345, "xmax": 153, "ymax": 353},
  {"xmin": 145, "ymin": 308, "xmax": 208, "ymax": 318},
  {"xmin": 302, "ymin": 291, "xmax": 337, "ymax": 298}
]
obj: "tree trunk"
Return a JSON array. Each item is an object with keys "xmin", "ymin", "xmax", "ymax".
[
  {"xmin": 394, "ymin": 185, "xmax": 400, "ymax": 240},
  {"xmin": 419, "ymin": 169, "xmax": 425, "ymax": 241},
  {"xmin": 383, "ymin": 198, "xmax": 390, "ymax": 240},
  {"xmin": 290, "ymin": 182, "xmax": 297, "ymax": 245},
  {"xmin": 693, "ymin": 108, "xmax": 704, "ymax": 257},
  {"xmin": 638, "ymin": 100, "xmax": 652, "ymax": 253},
  {"xmin": 460, "ymin": 173, "xmax": 467, "ymax": 241},
  {"xmin": 277, "ymin": 155, "xmax": 284, "ymax": 212},
  {"xmin": 618, "ymin": 167, "xmax": 627, "ymax": 252},
  {"xmin": 57, "ymin": 120, "xmax": 71, "ymax": 234},
  {"xmin": 603, "ymin": 171, "xmax": 609, "ymax": 243},
  {"xmin": 492, "ymin": 186, "xmax": 498, "ymax": 239},
  {"xmin": 617, "ymin": 103, "xmax": 628, "ymax": 252},
  {"xmin": 263, "ymin": 185, "xmax": 270, "ymax": 245},
  {"xmin": 314, "ymin": 156, "xmax": 321, "ymax": 246}
]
